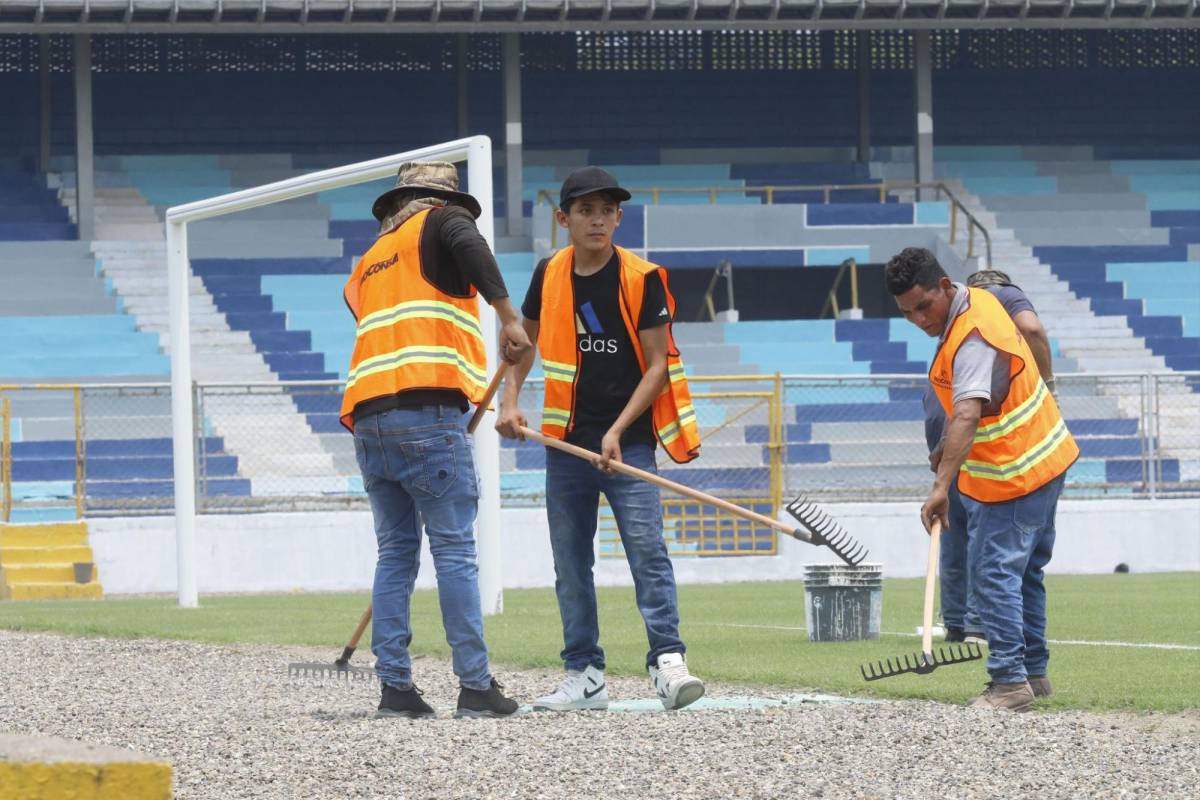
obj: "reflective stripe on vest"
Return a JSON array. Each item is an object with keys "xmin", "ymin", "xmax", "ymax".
[
  {"xmin": 339, "ymin": 208, "xmax": 487, "ymax": 431},
  {"xmin": 931, "ymin": 287, "xmax": 1078, "ymax": 503},
  {"xmin": 537, "ymin": 245, "xmax": 701, "ymax": 464}
]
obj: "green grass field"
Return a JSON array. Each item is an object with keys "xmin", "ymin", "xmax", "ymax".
[{"xmin": 1, "ymin": 573, "xmax": 1197, "ymax": 712}]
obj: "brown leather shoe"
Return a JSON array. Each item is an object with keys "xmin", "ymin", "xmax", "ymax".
[
  {"xmin": 970, "ymin": 681, "xmax": 1035, "ymax": 712},
  {"xmin": 1028, "ymin": 674, "xmax": 1052, "ymax": 698}
]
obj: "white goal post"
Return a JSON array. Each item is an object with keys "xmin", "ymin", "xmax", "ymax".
[{"xmin": 165, "ymin": 136, "xmax": 503, "ymax": 613}]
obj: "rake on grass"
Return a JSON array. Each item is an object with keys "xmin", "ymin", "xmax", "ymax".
[
  {"xmin": 518, "ymin": 426, "xmax": 869, "ymax": 568},
  {"xmin": 861, "ymin": 519, "xmax": 983, "ymax": 681},
  {"xmin": 288, "ymin": 365, "xmax": 509, "ymax": 684}
]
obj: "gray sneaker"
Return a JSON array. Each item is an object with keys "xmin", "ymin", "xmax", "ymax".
[
  {"xmin": 970, "ymin": 681, "xmax": 1035, "ymax": 712},
  {"xmin": 1028, "ymin": 674, "xmax": 1052, "ymax": 698}
]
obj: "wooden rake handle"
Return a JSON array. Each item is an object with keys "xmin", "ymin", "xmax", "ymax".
[
  {"xmin": 517, "ymin": 425, "xmax": 800, "ymax": 538},
  {"xmin": 336, "ymin": 603, "xmax": 374, "ymax": 666},
  {"xmin": 467, "ymin": 363, "xmax": 510, "ymax": 434},
  {"xmin": 921, "ymin": 520, "xmax": 943, "ymax": 660}
]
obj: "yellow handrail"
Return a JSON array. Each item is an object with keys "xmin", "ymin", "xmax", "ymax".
[
  {"xmin": 820, "ymin": 258, "xmax": 860, "ymax": 319},
  {"xmin": 0, "ymin": 385, "xmax": 88, "ymax": 519},
  {"xmin": 2, "ymin": 396, "xmax": 11, "ymax": 523},
  {"xmin": 74, "ymin": 386, "xmax": 84, "ymax": 519},
  {"xmin": 536, "ymin": 181, "xmax": 992, "ymax": 268},
  {"xmin": 769, "ymin": 372, "xmax": 783, "ymax": 516}
]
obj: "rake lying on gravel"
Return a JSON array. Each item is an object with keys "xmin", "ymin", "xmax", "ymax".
[
  {"xmin": 519, "ymin": 426, "xmax": 869, "ymax": 567},
  {"xmin": 288, "ymin": 366, "xmax": 510, "ymax": 684},
  {"xmin": 288, "ymin": 604, "xmax": 378, "ymax": 683},
  {"xmin": 861, "ymin": 520, "xmax": 983, "ymax": 681}
]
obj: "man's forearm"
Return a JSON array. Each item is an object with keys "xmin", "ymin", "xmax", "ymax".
[
  {"xmin": 1027, "ymin": 331, "xmax": 1054, "ymax": 384},
  {"xmin": 934, "ymin": 403, "xmax": 982, "ymax": 490},
  {"xmin": 490, "ymin": 297, "xmax": 521, "ymax": 326},
  {"xmin": 609, "ymin": 364, "xmax": 667, "ymax": 436},
  {"xmin": 501, "ymin": 350, "xmax": 535, "ymax": 407}
]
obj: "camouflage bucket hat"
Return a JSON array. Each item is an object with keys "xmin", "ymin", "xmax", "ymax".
[
  {"xmin": 371, "ymin": 161, "xmax": 482, "ymax": 221},
  {"xmin": 966, "ymin": 269, "xmax": 1014, "ymax": 288}
]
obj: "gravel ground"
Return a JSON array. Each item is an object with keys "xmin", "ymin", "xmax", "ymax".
[{"xmin": 1, "ymin": 631, "xmax": 1197, "ymax": 799}]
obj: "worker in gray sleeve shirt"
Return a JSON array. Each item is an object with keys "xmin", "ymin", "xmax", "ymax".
[{"xmin": 924, "ymin": 269, "xmax": 1055, "ymax": 643}]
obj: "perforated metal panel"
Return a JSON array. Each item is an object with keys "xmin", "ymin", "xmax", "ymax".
[{"xmin": 2, "ymin": 29, "xmax": 1198, "ymax": 73}]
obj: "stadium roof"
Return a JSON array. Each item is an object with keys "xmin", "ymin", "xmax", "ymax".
[{"xmin": 0, "ymin": 0, "xmax": 1196, "ymax": 33}]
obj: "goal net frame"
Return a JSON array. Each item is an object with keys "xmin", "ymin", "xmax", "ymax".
[{"xmin": 164, "ymin": 136, "xmax": 502, "ymax": 613}]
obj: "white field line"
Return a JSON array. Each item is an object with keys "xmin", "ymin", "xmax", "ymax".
[{"xmin": 690, "ymin": 621, "xmax": 1200, "ymax": 651}]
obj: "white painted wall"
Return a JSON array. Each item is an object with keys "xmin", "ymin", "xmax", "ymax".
[{"xmin": 88, "ymin": 499, "xmax": 1200, "ymax": 596}]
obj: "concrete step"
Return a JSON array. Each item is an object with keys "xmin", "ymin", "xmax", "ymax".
[
  {"xmin": 1073, "ymin": 355, "xmax": 1167, "ymax": 371},
  {"xmin": 1009, "ymin": 228, "xmax": 1171, "ymax": 248},
  {"xmin": 1, "ymin": 563, "xmax": 96, "ymax": 583},
  {"xmin": 94, "ymin": 224, "xmax": 164, "ymax": 240},
  {"xmin": 1, "ymin": 582, "xmax": 103, "ymax": 600},
  {"xmin": 0, "ymin": 523, "xmax": 88, "ymax": 547},
  {"xmin": 0, "ymin": 545, "xmax": 94, "ymax": 566},
  {"xmin": 136, "ymin": 312, "xmax": 234, "ymax": 332},
  {"xmin": 996, "ymin": 210, "xmax": 1153, "ymax": 229},
  {"xmin": 0, "ymin": 241, "xmax": 93, "ymax": 259}
]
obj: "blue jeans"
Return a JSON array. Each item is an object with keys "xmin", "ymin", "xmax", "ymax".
[
  {"xmin": 940, "ymin": 483, "xmax": 984, "ymax": 634},
  {"xmin": 353, "ymin": 405, "xmax": 491, "ymax": 691},
  {"xmin": 961, "ymin": 474, "xmax": 1065, "ymax": 684},
  {"xmin": 545, "ymin": 443, "xmax": 685, "ymax": 671}
]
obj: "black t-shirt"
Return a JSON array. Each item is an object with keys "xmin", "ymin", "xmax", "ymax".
[{"xmin": 522, "ymin": 251, "xmax": 671, "ymax": 451}]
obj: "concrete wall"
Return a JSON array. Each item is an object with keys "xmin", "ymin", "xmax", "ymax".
[
  {"xmin": 89, "ymin": 499, "xmax": 1200, "ymax": 595},
  {"xmin": 533, "ymin": 203, "xmax": 948, "ymax": 263}
]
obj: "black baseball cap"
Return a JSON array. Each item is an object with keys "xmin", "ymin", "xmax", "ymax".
[{"xmin": 559, "ymin": 166, "xmax": 632, "ymax": 208}]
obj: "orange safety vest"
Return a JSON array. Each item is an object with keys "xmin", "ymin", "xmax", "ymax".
[
  {"xmin": 339, "ymin": 208, "xmax": 487, "ymax": 431},
  {"xmin": 538, "ymin": 246, "xmax": 701, "ymax": 464},
  {"xmin": 931, "ymin": 287, "xmax": 1078, "ymax": 503}
]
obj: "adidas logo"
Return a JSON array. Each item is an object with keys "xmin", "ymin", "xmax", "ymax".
[{"xmin": 658, "ymin": 307, "xmax": 669, "ymax": 317}]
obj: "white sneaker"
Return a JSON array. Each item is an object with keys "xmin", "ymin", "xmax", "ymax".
[
  {"xmin": 532, "ymin": 665, "xmax": 609, "ymax": 711},
  {"xmin": 649, "ymin": 653, "xmax": 705, "ymax": 711}
]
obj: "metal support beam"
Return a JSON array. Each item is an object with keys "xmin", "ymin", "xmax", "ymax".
[
  {"xmin": 38, "ymin": 35, "xmax": 52, "ymax": 173},
  {"xmin": 72, "ymin": 33, "xmax": 95, "ymax": 241},
  {"xmin": 856, "ymin": 31, "xmax": 871, "ymax": 164},
  {"xmin": 456, "ymin": 33, "xmax": 469, "ymax": 139},
  {"xmin": 912, "ymin": 30, "xmax": 934, "ymax": 202},
  {"xmin": 502, "ymin": 32, "xmax": 523, "ymax": 239}
]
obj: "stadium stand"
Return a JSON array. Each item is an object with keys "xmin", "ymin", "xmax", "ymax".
[
  {"xmin": 5, "ymin": 144, "xmax": 1195, "ymax": 522},
  {"xmin": 2, "ymin": 28, "xmax": 1197, "ymax": 528}
]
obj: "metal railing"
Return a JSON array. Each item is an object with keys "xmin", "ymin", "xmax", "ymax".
[
  {"xmin": 0, "ymin": 371, "xmax": 1193, "ymax": 527},
  {"xmin": 695, "ymin": 259, "xmax": 735, "ymax": 322},
  {"xmin": 536, "ymin": 181, "xmax": 992, "ymax": 268},
  {"xmin": 820, "ymin": 258, "xmax": 860, "ymax": 319},
  {"xmin": 1, "ymin": 397, "xmax": 11, "ymax": 522},
  {"xmin": 0, "ymin": 384, "xmax": 86, "ymax": 522}
]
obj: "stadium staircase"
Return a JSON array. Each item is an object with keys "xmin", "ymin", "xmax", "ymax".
[
  {"xmin": 0, "ymin": 521, "xmax": 102, "ymax": 600},
  {"xmin": 52, "ymin": 155, "xmax": 343, "ymax": 495},
  {"xmin": 881, "ymin": 146, "xmax": 1199, "ymax": 478}
]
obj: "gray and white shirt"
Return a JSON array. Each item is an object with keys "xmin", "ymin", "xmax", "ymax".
[{"xmin": 943, "ymin": 283, "xmax": 1011, "ymax": 415}]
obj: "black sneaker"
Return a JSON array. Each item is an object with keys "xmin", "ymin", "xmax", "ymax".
[
  {"xmin": 455, "ymin": 678, "xmax": 519, "ymax": 719},
  {"xmin": 376, "ymin": 683, "xmax": 435, "ymax": 719},
  {"xmin": 944, "ymin": 626, "xmax": 966, "ymax": 643}
]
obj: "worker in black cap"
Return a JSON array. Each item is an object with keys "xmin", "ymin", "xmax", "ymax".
[{"xmin": 497, "ymin": 166, "xmax": 705, "ymax": 712}]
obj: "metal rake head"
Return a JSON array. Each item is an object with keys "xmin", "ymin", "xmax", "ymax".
[
  {"xmin": 287, "ymin": 661, "xmax": 378, "ymax": 685},
  {"xmin": 860, "ymin": 643, "xmax": 984, "ymax": 682},
  {"xmin": 784, "ymin": 495, "xmax": 869, "ymax": 566}
]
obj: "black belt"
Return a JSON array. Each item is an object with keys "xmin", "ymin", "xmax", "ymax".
[{"xmin": 351, "ymin": 390, "xmax": 468, "ymax": 426}]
